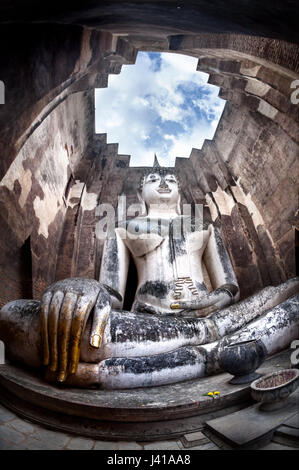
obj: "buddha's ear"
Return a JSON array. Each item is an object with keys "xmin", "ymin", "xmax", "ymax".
[{"xmin": 137, "ymin": 189, "xmax": 147, "ymax": 216}]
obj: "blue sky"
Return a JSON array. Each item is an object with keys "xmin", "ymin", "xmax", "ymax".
[{"xmin": 95, "ymin": 52, "xmax": 225, "ymax": 167}]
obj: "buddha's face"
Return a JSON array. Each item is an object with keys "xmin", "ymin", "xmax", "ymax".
[{"xmin": 141, "ymin": 172, "xmax": 180, "ymax": 208}]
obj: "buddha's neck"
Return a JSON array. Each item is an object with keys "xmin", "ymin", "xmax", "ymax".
[{"xmin": 147, "ymin": 204, "xmax": 178, "ymax": 219}]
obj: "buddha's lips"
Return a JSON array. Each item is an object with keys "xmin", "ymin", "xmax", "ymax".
[{"xmin": 157, "ymin": 188, "xmax": 171, "ymax": 193}]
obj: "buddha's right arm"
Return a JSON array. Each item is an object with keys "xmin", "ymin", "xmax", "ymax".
[
  {"xmin": 40, "ymin": 231, "xmax": 129, "ymax": 385},
  {"xmin": 99, "ymin": 228, "xmax": 130, "ymax": 310}
]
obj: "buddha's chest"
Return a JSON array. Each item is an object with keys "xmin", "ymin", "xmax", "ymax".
[{"xmin": 120, "ymin": 224, "xmax": 210, "ymax": 278}]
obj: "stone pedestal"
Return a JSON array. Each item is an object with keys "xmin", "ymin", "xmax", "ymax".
[{"xmin": 0, "ymin": 350, "xmax": 291, "ymax": 440}]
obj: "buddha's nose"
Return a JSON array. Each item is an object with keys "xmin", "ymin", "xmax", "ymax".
[{"xmin": 159, "ymin": 177, "xmax": 169, "ymax": 188}]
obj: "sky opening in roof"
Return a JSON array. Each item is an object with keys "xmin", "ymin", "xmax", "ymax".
[{"xmin": 95, "ymin": 52, "xmax": 225, "ymax": 167}]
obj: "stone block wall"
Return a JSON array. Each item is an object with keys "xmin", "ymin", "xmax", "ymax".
[{"xmin": 0, "ymin": 90, "xmax": 94, "ymax": 304}]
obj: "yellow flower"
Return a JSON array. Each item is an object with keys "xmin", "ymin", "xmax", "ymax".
[
  {"xmin": 213, "ymin": 391, "xmax": 220, "ymax": 396},
  {"xmin": 207, "ymin": 392, "xmax": 214, "ymax": 397}
]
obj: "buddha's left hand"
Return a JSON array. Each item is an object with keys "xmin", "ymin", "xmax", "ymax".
[{"xmin": 170, "ymin": 285, "xmax": 236, "ymax": 315}]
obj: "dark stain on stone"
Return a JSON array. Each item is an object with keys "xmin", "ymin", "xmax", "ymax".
[
  {"xmin": 103, "ymin": 346, "xmax": 200, "ymax": 375},
  {"xmin": 133, "ymin": 301, "xmax": 161, "ymax": 315},
  {"xmin": 157, "ymin": 219, "xmax": 161, "ymax": 236},
  {"xmin": 7, "ymin": 299, "xmax": 40, "ymax": 318},
  {"xmin": 116, "ymin": 160, "xmax": 127, "ymax": 168},
  {"xmin": 214, "ymin": 226, "xmax": 237, "ymax": 283},
  {"xmin": 109, "ymin": 310, "xmax": 201, "ymax": 344},
  {"xmin": 13, "ymin": 179, "xmax": 22, "ymax": 199},
  {"xmin": 137, "ymin": 281, "xmax": 170, "ymax": 299},
  {"xmin": 168, "ymin": 219, "xmax": 187, "ymax": 264},
  {"xmin": 173, "ymin": 236, "xmax": 187, "ymax": 256},
  {"xmin": 64, "ymin": 143, "xmax": 69, "ymax": 157},
  {"xmin": 102, "ymin": 236, "xmax": 120, "ymax": 290},
  {"xmin": 195, "ymin": 281, "xmax": 208, "ymax": 294}
]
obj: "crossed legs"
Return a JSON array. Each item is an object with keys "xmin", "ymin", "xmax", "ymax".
[{"xmin": 0, "ymin": 278, "xmax": 298, "ymax": 388}]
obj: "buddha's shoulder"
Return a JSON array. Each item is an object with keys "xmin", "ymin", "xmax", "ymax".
[
  {"xmin": 114, "ymin": 216, "xmax": 211, "ymax": 236},
  {"xmin": 114, "ymin": 218, "xmax": 163, "ymax": 257}
]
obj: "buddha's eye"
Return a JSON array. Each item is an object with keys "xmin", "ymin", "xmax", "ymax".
[{"xmin": 147, "ymin": 175, "xmax": 159, "ymax": 183}]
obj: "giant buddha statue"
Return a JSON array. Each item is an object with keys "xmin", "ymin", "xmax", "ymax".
[{"xmin": 0, "ymin": 157, "xmax": 298, "ymax": 389}]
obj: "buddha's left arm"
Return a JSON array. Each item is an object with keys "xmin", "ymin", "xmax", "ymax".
[{"xmin": 203, "ymin": 224, "xmax": 240, "ymax": 302}]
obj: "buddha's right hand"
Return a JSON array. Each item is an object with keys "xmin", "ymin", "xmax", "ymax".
[{"xmin": 40, "ymin": 278, "xmax": 121, "ymax": 382}]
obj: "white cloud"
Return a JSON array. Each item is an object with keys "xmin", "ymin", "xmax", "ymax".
[{"xmin": 95, "ymin": 52, "xmax": 225, "ymax": 166}]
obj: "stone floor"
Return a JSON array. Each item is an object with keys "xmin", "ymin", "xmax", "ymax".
[{"xmin": 0, "ymin": 404, "xmax": 297, "ymax": 450}]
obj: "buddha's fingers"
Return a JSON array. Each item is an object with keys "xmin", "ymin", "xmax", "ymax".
[
  {"xmin": 183, "ymin": 292, "xmax": 232, "ymax": 317},
  {"xmin": 48, "ymin": 290, "xmax": 65, "ymax": 372},
  {"xmin": 170, "ymin": 289, "xmax": 233, "ymax": 311},
  {"xmin": 69, "ymin": 296, "xmax": 95, "ymax": 375},
  {"xmin": 90, "ymin": 302, "xmax": 111, "ymax": 349},
  {"xmin": 171, "ymin": 296, "xmax": 211, "ymax": 310},
  {"xmin": 40, "ymin": 291, "xmax": 52, "ymax": 366},
  {"xmin": 57, "ymin": 292, "xmax": 78, "ymax": 382}
]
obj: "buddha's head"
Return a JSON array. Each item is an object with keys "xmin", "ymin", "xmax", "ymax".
[{"xmin": 138, "ymin": 155, "xmax": 181, "ymax": 215}]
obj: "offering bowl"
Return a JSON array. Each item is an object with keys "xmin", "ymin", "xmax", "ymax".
[{"xmin": 251, "ymin": 368, "xmax": 299, "ymax": 411}]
